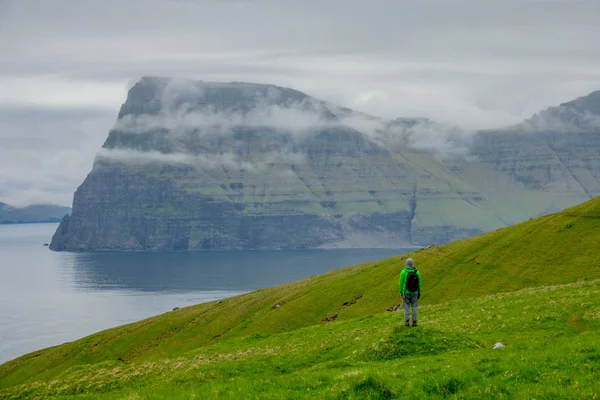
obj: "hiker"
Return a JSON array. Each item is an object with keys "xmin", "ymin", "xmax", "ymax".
[{"xmin": 399, "ymin": 257, "xmax": 422, "ymax": 327}]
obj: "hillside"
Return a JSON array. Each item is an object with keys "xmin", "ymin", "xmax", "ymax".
[
  {"xmin": 3, "ymin": 196, "xmax": 600, "ymax": 398},
  {"xmin": 50, "ymin": 77, "xmax": 600, "ymax": 251},
  {"xmin": 0, "ymin": 203, "xmax": 71, "ymax": 224}
]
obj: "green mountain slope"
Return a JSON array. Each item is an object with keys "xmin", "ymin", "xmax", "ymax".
[
  {"xmin": 4, "ymin": 196, "xmax": 600, "ymax": 396},
  {"xmin": 2, "ymin": 280, "xmax": 599, "ymax": 399}
]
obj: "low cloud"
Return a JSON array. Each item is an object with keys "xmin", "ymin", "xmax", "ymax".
[
  {"xmin": 113, "ymin": 102, "xmax": 328, "ymax": 137},
  {"xmin": 109, "ymin": 79, "xmax": 474, "ymax": 161},
  {"xmin": 114, "ymin": 77, "xmax": 335, "ymax": 136},
  {"xmin": 518, "ymin": 106, "xmax": 600, "ymax": 133},
  {"xmin": 388, "ymin": 120, "xmax": 474, "ymax": 160},
  {"xmin": 96, "ymin": 148, "xmax": 306, "ymax": 173}
]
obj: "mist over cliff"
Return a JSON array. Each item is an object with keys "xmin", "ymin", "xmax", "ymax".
[{"xmin": 50, "ymin": 77, "xmax": 600, "ymax": 251}]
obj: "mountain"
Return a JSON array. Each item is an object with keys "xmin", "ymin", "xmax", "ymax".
[
  {"xmin": 520, "ymin": 89, "xmax": 600, "ymax": 132},
  {"xmin": 4, "ymin": 196, "xmax": 600, "ymax": 397},
  {"xmin": 50, "ymin": 77, "xmax": 600, "ymax": 251},
  {"xmin": 452, "ymin": 89, "xmax": 600, "ymax": 221},
  {"xmin": 0, "ymin": 202, "xmax": 71, "ymax": 224}
]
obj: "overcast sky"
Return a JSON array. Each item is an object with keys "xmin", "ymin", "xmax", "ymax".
[{"xmin": 1, "ymin": 0, "xmax": 599, "ymax": 206}]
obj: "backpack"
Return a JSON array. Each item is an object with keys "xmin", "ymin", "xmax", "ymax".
[{"xmin": 406, "ymin": 269, "xmax": 419, "ymax": 293}]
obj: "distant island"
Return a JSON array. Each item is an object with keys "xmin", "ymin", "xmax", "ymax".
[
  {"xmin": 0, "ymin": 202, "xmax": 71, "ymax": 225},
  {"xmin": 50, "ymin": 77, "xmax": 600, "ymax": 251}
]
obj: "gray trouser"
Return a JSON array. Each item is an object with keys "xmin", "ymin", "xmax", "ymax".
[{"xmin": 403, "ymin": 293, "xmax": 418, "ymax": 322}]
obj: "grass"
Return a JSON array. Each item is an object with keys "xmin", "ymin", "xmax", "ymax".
[
  {"xmin": 2, "ymin": 279, "xmax": 599, "ymax": 399},
  {"xmin": 3, "ymin": 196, "xmax": 600, "ymax": 398}
]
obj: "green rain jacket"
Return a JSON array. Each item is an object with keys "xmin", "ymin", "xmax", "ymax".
[{"xmin": 399, "ymin": 266, "xmax": 422, "ymax": 295}]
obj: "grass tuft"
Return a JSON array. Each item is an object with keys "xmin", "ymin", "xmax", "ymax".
[
  {"xmin": 362, "ymin": 326, "xmax": 481, "ymax": 361},
  {"xmin": 344, "ymin": 376, "xmax": 397, "ymax": 400},
  {"xmin": 422, "ymin": 375, "xmax": 469, "ymax": 398}
]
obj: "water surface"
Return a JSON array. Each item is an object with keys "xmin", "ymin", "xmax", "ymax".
[{"xmin": 0, "ymin": 223, "xmax": 409, "ymax": 364}]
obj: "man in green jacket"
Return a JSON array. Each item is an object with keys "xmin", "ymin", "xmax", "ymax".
[{"xmin": 399, "ymin": 257, "xmax": 422, "ymax": 326}]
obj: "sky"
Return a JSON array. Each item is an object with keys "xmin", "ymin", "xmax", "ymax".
[{"xmin": 1, "ymin": 0, "xmax": 599, "ymax": 206}]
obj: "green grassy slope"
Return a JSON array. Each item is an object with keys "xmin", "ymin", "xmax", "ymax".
[
  {"xmin": 2, "ymin": 279, "xmax": 599, "ymax": 399},
  {"xmin": 3, "ymin": 196, "xmax": 600, "ymax": 396}
]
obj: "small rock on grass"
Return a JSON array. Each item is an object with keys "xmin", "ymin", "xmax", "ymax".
[{"xmin": 492, "ymin": 342, "xmax": 505, "ymax": 349}]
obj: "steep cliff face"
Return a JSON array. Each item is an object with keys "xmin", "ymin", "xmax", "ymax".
[
  {"xmin": 451, "ymin": 91, "xmax": 600, "ymax": 222},
  {"xmin": 50, "ymin": 163, "xmax": 348, "ymax": 251},
  {"xmin": 50, "ymin": 78, "xmax": 600, "ymax": 251}
]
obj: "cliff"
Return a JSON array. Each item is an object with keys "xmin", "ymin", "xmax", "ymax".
[{"xmin": 50, "ymin": 78, "xmax": 600, "ymax": 250}]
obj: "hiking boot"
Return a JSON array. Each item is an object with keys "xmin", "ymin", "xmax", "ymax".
[
  {"xmin": 412, "ymin": 321, "xmax": 418, "ymax": 327},
  {"xmin": 404, "ymin": 321, "xmax": 410, "ymax": 327}
]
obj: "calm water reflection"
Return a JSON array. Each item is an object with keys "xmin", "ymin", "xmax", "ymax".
[{"xmin": 0, "ymin": 223, "xmax": 409, "ymax": 364}]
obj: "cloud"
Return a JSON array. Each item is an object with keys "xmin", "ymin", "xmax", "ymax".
[
  {"xmin": 108, "ymin": 78, "xmax": 474, "ymax": 160},
  {"xmin": 96, "ymin": 148, "xmax": 307, "ymax": 173},
  {"xmin": 518, "ymin": 106, "xmax": 600, "ymax": 133},
  {"xmin": 386, "ymin": 120, "xmax": 475, "ymax": 160},
  {"xmin": 3, "ymin": 1, "xmax": 600, "ymax": 125},
  {"xmin": 0, "ymin": 108, "xmax": 115, "ymax": 207},
  {"xmin": 112, "ymin": 102, "xmax": 328, "ymax": 137},
  {"xmin": 0, "ymin": 76, "xmax": 127, "ymax": 110}
]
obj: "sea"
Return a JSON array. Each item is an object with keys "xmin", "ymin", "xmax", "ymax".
[{"xmin": 0, "ymin": 223, "xmax": 412, "ymax": 364}]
